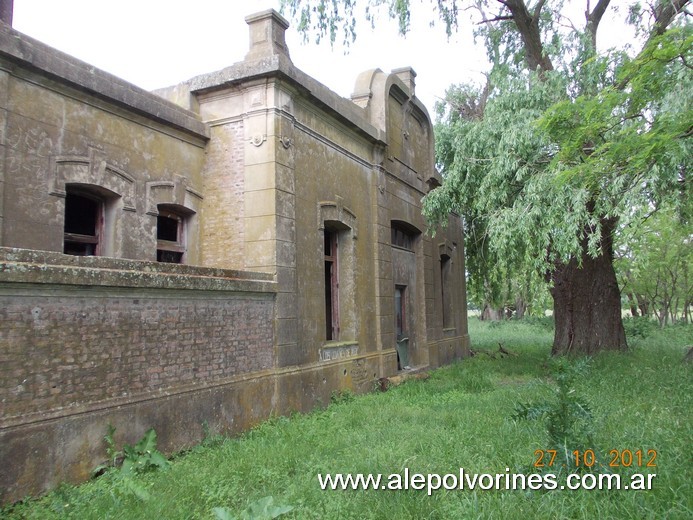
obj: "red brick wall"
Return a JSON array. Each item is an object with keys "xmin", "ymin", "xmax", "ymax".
[
  {"xmin": 0, "ymin": 291, "xmax": 274, "ymax": 422},
  {"xmin": 0, "ymin": 249, "xmax": 278, "ymax": 502}
]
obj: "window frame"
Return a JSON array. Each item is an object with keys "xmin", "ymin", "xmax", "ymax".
[
  {"xmin": 63, "ymin": 189, "xmax": 104, "ymax": 256},
  {"xmin": 156, "ymin": 207, "xmax": 186, "ymax": 264},
  {"xmin": 324, "ymin": 228, "xmax": 340, "ymax": 341},
  {"xmin": 440, "ymin": 254, "xmax": 453, "ymax": 329},
  {"xmin": 391, "ymin": 221, "xmax": 419, "ymax": 251}
]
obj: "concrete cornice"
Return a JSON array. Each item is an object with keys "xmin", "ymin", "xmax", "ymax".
[
  {"xmin": 184, "ymin": 53, "xmax": 387, "ymax": 145},
  {"xmin": 0, "ymin": 21, "xmax": 210, "ymax": 141}
]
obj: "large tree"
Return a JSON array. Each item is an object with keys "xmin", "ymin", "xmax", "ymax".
[{"xmin": 281, "ymin": 0, "xmax": 691, "ymax": 354}]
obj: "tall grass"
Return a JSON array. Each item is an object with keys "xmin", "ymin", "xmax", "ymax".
[{"xmin": 3, "ymin": 319, "xmax": 691, "ymax": 519}]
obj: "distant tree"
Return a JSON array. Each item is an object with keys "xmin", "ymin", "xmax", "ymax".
[
  {"xmin": 281, "ymin": 0, "xmax": 692, "ymax": 354},
  {"xmin": 617, "ymin": 208, "xmax": 692, "ymax": 326}
]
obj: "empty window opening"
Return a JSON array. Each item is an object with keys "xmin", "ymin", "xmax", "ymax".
[
  {"xmin": 64, "ymin": 191, "xmax": 102, "ymax": 256},
  {"xmin": 324, "ymin": 228, "xmax": 339, "ymax": 340},
  {"xmin": 157, "ymin": 208, "xmax": 185, "ymax": 264},
  {"xmin": 395, "ymin": 285, "xmax": 407, "ymax": 338},
  {"xmin": 441, "ymin": 254, "xmax": 453, "ymax": 329},
  {"xmin": 395, "ymin": 285, "xmax": 410, "ymax": 370}
]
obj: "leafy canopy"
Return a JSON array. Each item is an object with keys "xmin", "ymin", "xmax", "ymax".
[
  {"xmin": 424, "ymin": 3, "xmax": 691, "ymax": 310},
  {"xmin": 281, "ymin": 1, "xmax": 691, "ymax": 312}
]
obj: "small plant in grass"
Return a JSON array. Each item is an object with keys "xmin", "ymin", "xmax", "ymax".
[
  {"xmin": 94, "ymin": 425, "xmax": 169, "ymax": 477},
  {"xmin": 89, "ymin": 426, "xmax": 170, "ymax": 502},
  {"xmin": 513, "ymin": 358, "xmax": 595, "ymax": 469},
  {"xmin": 213, "ymin": 496, "xmax": 294, "ymax": 520},
  {"xmin": 330, "ymin": 388, "xmax": 355, "ymax": 405}
]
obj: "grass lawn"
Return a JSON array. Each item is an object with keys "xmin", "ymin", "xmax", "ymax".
[{"xmin": 3, "ymin": 318, "xmax": 692, "ymax": 519}]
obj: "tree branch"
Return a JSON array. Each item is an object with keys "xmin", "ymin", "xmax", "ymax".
[
  {"xmin": 533, "ymin": 0, "xmax": 547, "ymax": 21},
  {"xmin": 586, "ymin": 0, "xmax": 611, "ymax": 49},
  {"xmin": 476, "ymin": 14, "xmax": 514, "ymax": 24},
  {"xmin": 653, "ymin": 0, "xmax": 690, "ymax": 36},
  {"xmin": 501, "ymin": 0, "xmax": 554, "ymax": 72}
]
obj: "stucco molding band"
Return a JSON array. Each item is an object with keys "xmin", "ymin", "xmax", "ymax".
[{"xmin": 318, "ymin": 198, "xmax": 358, "ymax": 239}]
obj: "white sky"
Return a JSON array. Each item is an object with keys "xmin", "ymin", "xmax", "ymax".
[
  {"xmin": 11, "ymin": 1, "xmax": 634, "ymax": 118},
  {"xmin": 11, "ymin": 0, "xmax": 487, "ymax": 117}
]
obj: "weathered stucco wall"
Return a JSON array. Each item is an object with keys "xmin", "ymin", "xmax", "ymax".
[
  {"xmin": 0, "ymin": 8, "xmax": 469, "ymax": 504},
  {"xmin": 0, "ymin": 27, "xmax": 209, "ymax": 264}
]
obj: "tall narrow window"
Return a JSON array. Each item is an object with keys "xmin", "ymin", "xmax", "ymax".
[
  {"xmin": 157, "ymin": 208, "xmax": 186, "ymax": 263},
  {"xmin": 441, "ymin": 254, "xmax": 453, "ymax": 329},
  {"xmin": 324, "ymin": 228, "xmax": 339, "ymax": 340},
  {"xmin": 64, "ymin": 191, "xmax": 103, "ymax": 256},
  {"xmin": 395, "ymin": 285, "xmax": 406, "ymax": 338}
]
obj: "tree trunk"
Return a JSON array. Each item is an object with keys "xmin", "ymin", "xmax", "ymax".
[
  {"xmin": 515, "ymin": 297, "xmax": 527, "ymax": 319},
  {"xmin": 481, "ymin": 303, "xmax": 503, "ymax": 321},
  {"xmin": 550, "ymin": 217, "xmax": 627, "ymax": 355},
  {"xmin": 626, "ymin": 292, "xmax": 639, "ymax": 317},
  {"xmin": 636, "ymin": 293, "xmax": 649, "ymax": 318}
]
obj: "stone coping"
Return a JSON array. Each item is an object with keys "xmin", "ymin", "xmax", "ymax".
[
  {"xmin": 0, "ymin": 247, "xmax": 276, "ymax": 293},
  {"xmin": 182, "ymin": 53, "xmax": 387, "ymax": 144},
  {"xmin": 0, "ymin": 22, "xmax": 210, "ymax": 141}
]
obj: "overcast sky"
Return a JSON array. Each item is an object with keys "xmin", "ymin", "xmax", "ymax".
[
  {"xmin": 11, "ymin": 1, "xmax": 633, "ymax": 118},
  {"xmin": 12, "ymin": 0, "xmax": 489, "ymax": 117}
]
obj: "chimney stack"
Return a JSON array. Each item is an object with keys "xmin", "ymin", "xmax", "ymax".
[{"xmin": 245, "ymin": 9, "xmax": 291, "ymax": 62}]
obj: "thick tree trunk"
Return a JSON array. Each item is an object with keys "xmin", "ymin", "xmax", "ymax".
[{"xmin": 550, "ymin": 217, "xmax": 627, "ymax": 355}]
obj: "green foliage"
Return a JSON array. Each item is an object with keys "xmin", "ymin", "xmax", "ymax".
[
  {"xmin": 514, "ymin": 358, "xmax": 594, "ymax": 467},
  {"xmin": 201, "ymin": 420, "xmax": 227, "ymax": 448},
  {"xmin": 120, "ymin": 428, "xmax": 170, "ymax": 476},
  {"xmin": 622, "ymin": 316, "xmax": 659, "ymax": 339},
  {"xmin": 330, "ymin": 388, "xmax": 355, "ymax": 404},
  {"xmin": 213, "ymin": 496, "xmax": 294, "ymax": 520},
  {"xmin": 279, "ymin": 0, "xmax": 461, "ymax": 45},
  {"xmin": 616, "ymin": 206, "xmax": 692, "ymax": 326},
  {"xmin": 521, "ymin": 315, "xmax": 555, "ymax": 331},
  {"xmin": 94, "ymin": 426, "xmax": 169, "ymax": 478},
  {"xmin": 425, "ymin": 5, "xmax": 691, "ymax": 336}
]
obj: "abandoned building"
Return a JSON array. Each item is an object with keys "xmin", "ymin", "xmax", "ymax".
[{"xmin": 0, "ymin": 8, "xmax": 469, "ymax": 502}]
